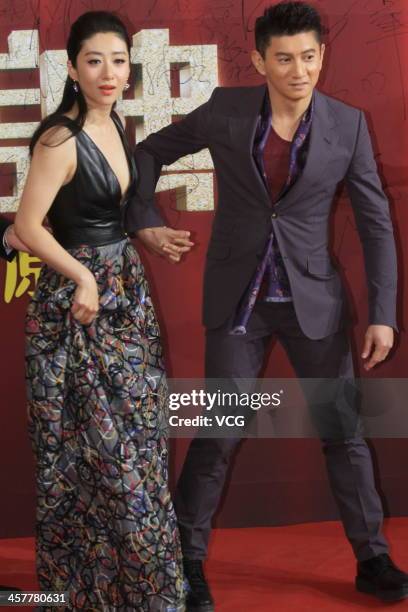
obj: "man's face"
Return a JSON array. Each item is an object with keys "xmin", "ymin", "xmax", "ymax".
[{"xmin": 252, "ymin": 31, "xmax": 325, "ymax": 102}]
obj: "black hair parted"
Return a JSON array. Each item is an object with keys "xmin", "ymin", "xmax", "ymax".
[{"xmin": 255, "ymin": 2, "xmax": 325, "ymax": 57}]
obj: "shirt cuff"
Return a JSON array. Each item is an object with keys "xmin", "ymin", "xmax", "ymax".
[{"xmin": 3, "ymin": 226, "xmax": 13, "ymax": 255}]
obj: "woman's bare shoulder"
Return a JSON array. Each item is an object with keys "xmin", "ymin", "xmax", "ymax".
[
  {"xmin": 37, "ymin": 123, "xmax": 76, "ymax": 149},
  {"xmin": 32, "ymin": 123, "xmax": 77, "ymax": 183}
]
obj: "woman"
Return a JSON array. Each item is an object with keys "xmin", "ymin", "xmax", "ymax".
[{"xmin": 15, "ymin": 11, "xmax": 185, "ymax": 611}]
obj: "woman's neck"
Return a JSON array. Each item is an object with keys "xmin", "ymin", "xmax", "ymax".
[
  {"xmin": 84, "ymin": 105, "xmax": 113, "ymax": 127},
  {"xmin": 67, "ymin": 102, "xmax": 113, "ymax": 127}
]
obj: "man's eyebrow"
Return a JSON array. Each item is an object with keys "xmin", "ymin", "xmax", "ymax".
[{"xmin": 275, "ymin": 48, "xmax": 316, "ymax": 57}]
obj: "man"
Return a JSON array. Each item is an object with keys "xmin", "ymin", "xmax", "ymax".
[
  {"xmin": 0, "ymin": 216, "xmax": 27, "ymax": 592},
  {"xmin": 129, "ymin": 2, "xmax": 408, "ymax": 608}
]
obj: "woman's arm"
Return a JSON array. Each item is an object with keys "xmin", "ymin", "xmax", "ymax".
[{"xmin": 15, "ymin": 129, "xmax": 99, "ymax": 324}]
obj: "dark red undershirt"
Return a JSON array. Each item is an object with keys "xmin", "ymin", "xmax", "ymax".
[{"xmin": 263, "ymin": 125, "xmax": 291, "ymax": 203}]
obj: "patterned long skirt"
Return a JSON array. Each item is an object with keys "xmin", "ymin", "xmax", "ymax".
[{"xmin": 25, "ymin": 239, "xmax": 185, "ymax": 611}]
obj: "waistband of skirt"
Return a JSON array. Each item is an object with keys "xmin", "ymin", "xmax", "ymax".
[{"xmin": 54, "ymin": 227, "xmax": 128, "ymax": 250}]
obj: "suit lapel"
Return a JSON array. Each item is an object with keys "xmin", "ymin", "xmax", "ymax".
[
  {"xmin": 226, "ymin": 87, "xmax": 340, "ymax": 211},
  {"xmin": 228, "ymin": 85, "xmax": 271, "ymax": 206},
  {"xmin": 277, "ymin": 90, "xmax": 339, "ymax": 210}
]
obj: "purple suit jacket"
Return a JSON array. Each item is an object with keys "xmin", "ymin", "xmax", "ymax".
[{"xmin": 129, "ymin": 86, "xmax": 397, "ymax": 339}]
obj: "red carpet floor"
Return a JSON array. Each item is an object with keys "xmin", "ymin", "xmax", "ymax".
[{"xmin": 1, "ymin": 518, "xmax": 408, "ymax": 610}]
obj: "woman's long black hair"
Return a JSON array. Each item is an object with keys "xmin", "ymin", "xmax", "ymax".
[{"xmin": 29, "ymin": 11, "xmax": 131, "ymax": 155}]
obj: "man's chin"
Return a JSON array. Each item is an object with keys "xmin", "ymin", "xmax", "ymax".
[{"xmin": 284, "ymin": 88, "xmax": 313, "ymax": 102}]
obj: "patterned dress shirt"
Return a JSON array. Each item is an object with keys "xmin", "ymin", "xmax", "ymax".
[{"xmin": 231, "ymin": 93, "xmax": 315, "ymax": 334}]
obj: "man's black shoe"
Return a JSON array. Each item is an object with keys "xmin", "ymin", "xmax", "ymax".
[
  {"xmin": 183, "ymin": 558, "xmax": 214, "ymax": 612},
  {"xmin": 356, "ymin": 553, "xmax": 408, "ymax": 602}
]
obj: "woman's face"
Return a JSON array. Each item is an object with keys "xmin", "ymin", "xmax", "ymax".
[{"xmin": 68, "ymin": 31, "xmax": 130, "ymax": 108}]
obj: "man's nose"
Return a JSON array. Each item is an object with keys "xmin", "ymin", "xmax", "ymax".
[{"xmin": 292, "ymin": 59, "xmax": 307, "ymax": 78}]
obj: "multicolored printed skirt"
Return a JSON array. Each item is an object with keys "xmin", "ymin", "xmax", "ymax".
[{"xmin": 25, "ymin": 239, "xmax": 185, "ymax": 611}]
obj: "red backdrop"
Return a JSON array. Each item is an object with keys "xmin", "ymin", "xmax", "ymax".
[{"xmin": 0, "ymin": 0, "xmax": 407, "ymax": 537}]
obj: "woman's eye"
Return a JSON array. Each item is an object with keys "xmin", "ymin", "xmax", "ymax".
[
  {"xmin": 114, "ymin": 59, "xmax": 126, "ymax": 64},
  {"xmin": 88, "ymin": 59, "xmax": 100, "ymax": 65}
]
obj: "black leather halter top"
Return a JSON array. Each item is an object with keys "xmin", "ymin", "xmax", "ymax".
[{"xmin": 47, "ymin": 111, "xmax": 137, "ymax": 249}]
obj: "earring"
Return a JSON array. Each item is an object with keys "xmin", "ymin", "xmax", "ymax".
[
  {"xmin": 73, "ymin": 81, "xmax": 79, "ymax": 92},
  {"xmin": 123, "ymin": 83, "xmax": 130, "ymax": 90}
]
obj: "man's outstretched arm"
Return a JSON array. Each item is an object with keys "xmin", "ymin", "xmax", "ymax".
[{"xmin": 127, "ymin": 90, "xmax": 218, "ymax": 262}]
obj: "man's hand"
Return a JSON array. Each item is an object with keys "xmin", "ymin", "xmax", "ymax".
[
  {"xmin": 136, "ymin": 226, "xmax": 194, "ymax": 263},
  {"xmin": 361, "ymin": 325, "xmax": 394, "ymax": 371},
  {"xmin": 4, "ymin": 224, "xmax": 31, "ymax": 253}
]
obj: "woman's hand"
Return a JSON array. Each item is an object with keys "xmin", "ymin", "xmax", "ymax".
[{"xmin": 71, "ymin": 271, "xmax": 99, "ymax": 325}]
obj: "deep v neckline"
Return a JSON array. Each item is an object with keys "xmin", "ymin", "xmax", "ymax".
[{"xmin": 80, "ymin": 114, "xmax": 132, "ymax": 201}]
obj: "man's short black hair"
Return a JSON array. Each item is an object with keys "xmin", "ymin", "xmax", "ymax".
[{"xmin": 255, "ymin": 2, "xmax": 324, "ymax": 57}]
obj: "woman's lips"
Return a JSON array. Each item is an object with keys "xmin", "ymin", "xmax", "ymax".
[{"xmin": 99, "ymin": 86, "xmax": 116, "ymax": 95}]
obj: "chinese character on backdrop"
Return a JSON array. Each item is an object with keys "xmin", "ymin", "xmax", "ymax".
[{"xmin": 4, "ymin": 252, "xmax": 42, "ymax": 303}]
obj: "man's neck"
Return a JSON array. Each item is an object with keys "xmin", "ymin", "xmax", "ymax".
[
  {"xmin": 268, "ymin": 86, "xmax": 314, "ymax": 140},
  {"xmin": 268, "ymin": 86, "xmax": 313, "ymax": 119}
]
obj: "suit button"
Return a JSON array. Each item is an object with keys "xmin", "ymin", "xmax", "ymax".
[{"xmin": 271, "ymin": 212, "xmax": 278, "ymax": 218}]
